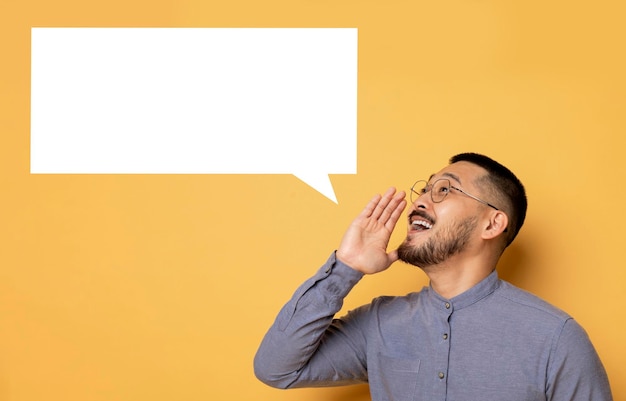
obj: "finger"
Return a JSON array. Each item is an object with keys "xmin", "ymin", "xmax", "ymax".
[
  {"xmin": 359, "ymin": 193, "xmax": 383, "ymax": 219},
  {"xmin": 385, "ymin": 199, "xmax": 407, "ymax": 231},
  {"xmin": 385, "ymin": 192, "xmax": 408, "ymax": 230},
  {"xmin": 369, "ymin": 187, "xmax": 397, "ymax": 221},
  {"xmin": 377, "ymin": 190, "xmax": 406, "ymax": 224}
]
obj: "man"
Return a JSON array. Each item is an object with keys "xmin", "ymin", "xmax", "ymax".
[{"xmin": 254, "ymin": 153, "xmax": 612, "ymax": 400}]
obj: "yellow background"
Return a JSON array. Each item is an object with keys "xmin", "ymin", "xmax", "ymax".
[{"xmin": 1, "ymin": 1, "xmax": 625, "ymax": 400}]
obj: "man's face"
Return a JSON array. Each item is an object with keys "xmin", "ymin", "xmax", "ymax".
[{"xmin": 397, "ymin": 161, "xmax": 489, "ymax": 268}]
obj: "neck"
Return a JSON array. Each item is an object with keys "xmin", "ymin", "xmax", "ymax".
[{"xmin": 421, "ymin": 253, "xmax": 498, "ymax": 299}]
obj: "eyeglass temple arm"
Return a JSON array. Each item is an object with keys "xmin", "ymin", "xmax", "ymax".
[{"xmin": 451, "ymin": 186, "xmax": 499, "ymax": 211}]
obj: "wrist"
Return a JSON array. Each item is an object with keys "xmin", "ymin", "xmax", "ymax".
[
  {"xmin": 335, "ymin": 251, "xmax": 369, "ymax": 274},
  {"xmin": 333, "ymin": 251, "xmax": 365, "ymax": 277}
]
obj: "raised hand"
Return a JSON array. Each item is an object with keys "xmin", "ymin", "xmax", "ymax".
[{"xmin": 336, "ymin": 188, "xmax": 407, "ymax": 274}]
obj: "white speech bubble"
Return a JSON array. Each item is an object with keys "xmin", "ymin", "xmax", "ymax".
[{"xmin": 30, "ymin": 28, "xmax": 357, "ymax": 203}]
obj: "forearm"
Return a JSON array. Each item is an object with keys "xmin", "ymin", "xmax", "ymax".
[{"xmin": 253, "ymin": 252, "xmax": 364, "ymax": 389}]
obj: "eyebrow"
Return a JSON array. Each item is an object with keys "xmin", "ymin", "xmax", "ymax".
[{"xmin": 429, "ymin": 172, "xmax": 462, "ymax": 185}]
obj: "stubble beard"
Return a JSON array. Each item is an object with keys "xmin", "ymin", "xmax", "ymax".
[{"xmin": 397, "ymin": 216, "xmax": 478, "ymax": 268}]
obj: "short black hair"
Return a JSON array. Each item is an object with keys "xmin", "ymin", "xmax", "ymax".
[{"xmin": 450, "ymin": 153, "xmax": 527, "ymax": 246}]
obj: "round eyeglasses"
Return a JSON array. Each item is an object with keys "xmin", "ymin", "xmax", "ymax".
[{"xmin": 410, "ymin": 179, "xmax": 500, "ymax": 211}]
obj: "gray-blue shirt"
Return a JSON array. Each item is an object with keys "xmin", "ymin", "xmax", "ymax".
[{"xmin": 254, "ymin": 253, "xmax": 613, "ymax": 400}]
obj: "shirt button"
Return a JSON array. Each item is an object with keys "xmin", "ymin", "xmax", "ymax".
[
  {"xmin": 443, "ymin": 333, "xmax": 448, "ymax": 340},
  {"xmin": 438, "ymin": 372, "xmax": 445, "ymax": 379},
  {"xmin": 445, "ymin": 302, "xmax": 450, "ymax": 309}
]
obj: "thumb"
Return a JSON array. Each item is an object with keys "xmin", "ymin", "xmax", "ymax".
[{"xmin": 388, "ymin": 249, "xmax": 400, "ymax": 264}]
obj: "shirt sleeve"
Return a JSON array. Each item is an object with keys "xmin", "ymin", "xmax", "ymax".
[
  {"xmin": 546, "ymin": 318, "xmax": 613, "ymax": 401},
  {"xmin": 253, "ymin": 252, "xmax": 369, "ymax": 389}
]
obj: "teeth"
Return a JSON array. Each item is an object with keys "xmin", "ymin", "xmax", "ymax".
[{"xmin": 411, "ymin": 220, "xmax": 432, "ymax": 229}]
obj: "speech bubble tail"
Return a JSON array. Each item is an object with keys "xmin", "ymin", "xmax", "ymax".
[{"xmin": 293, "ymin": 173, "xmax": 338, "ymax": 204}]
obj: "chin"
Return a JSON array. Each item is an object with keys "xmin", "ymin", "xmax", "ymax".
[{"xmin": 403, "ymin": 234, "xmax": 425, "ymax": 247}]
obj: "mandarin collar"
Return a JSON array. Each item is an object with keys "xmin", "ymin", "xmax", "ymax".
[{"xmin": 426, "ymin": 269, "xmax": 500, "ymax": 312}]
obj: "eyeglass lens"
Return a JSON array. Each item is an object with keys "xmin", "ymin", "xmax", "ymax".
[{"xmin": 410, "ymin": 179, "xmax": 450, "ymax": 204}]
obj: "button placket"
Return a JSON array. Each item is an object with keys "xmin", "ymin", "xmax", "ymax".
[{"xmin": 434, "ymin": 300, "xmax": 452, "ymax": 385}]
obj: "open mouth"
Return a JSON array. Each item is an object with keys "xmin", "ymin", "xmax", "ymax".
[{"xmin": 409, "ymin": 212, "xmax": 434, "ymax": 232}]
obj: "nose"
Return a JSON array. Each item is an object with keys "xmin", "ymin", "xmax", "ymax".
[{"xmin": 411, "ymin": 192, "xmax": 430, "ymax": 210}]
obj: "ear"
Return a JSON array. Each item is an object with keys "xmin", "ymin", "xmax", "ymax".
[{"xmin": 481, "ymin": 211, "xmax": 509, "ymax": 240}]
